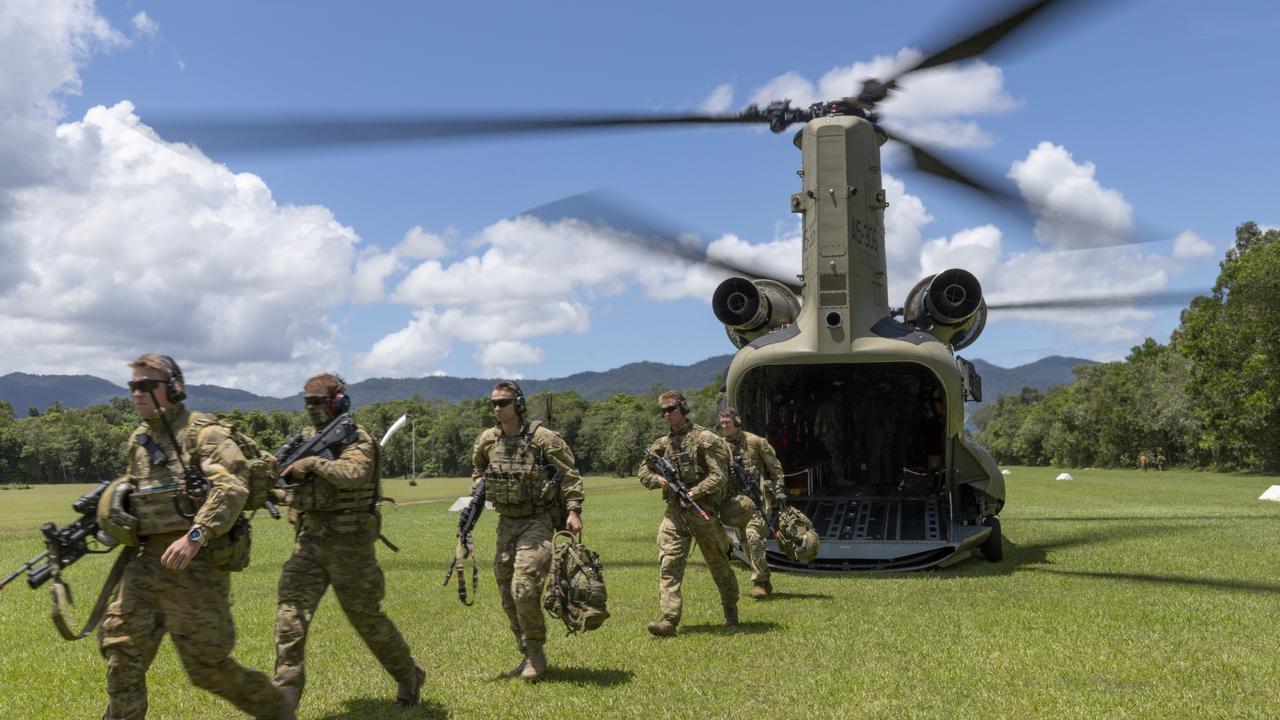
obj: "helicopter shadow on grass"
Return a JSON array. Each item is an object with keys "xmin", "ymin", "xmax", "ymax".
[
  {"xmin": 316, "ymin": 697, "xmax": 449, "ymax": 720},
  {"xmin": 952, "ymin": 520, "xmax": 1211, "ymax": 578}
]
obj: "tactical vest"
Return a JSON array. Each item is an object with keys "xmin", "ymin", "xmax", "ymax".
[
  {"xmin": 122, "ymin": 414, "xmax": 210, "ymax": 538},
  {"xmin": 660, "ymin": 425, "xmax": 722, "ymax": 507},
  {"xmin": 482, "ymin": 423, "xmax": 558, "ymax": 518},
  {"xmin": 292, "ymin": 427, "xmax": 381, "ymax": 535}
]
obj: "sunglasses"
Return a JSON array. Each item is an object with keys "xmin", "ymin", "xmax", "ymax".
[
  {"xmin": 660, "ymin": 405, "xmax": 681, "ymax": 415},
  {"xmin": 491, "ymin": 398, "xmax": 516, "ymax": 408},
  {"xmin": 304, "ymin": 397, "xmax": 330, "ymax": 407},
  {"xmin": 127, "ymin": 379, "xmax": 163, "ymax": 393}
]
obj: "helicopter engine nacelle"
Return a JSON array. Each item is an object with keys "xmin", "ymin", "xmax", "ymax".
[
  {"xmin": 712, "ymin": 277, "xmax": 801, "ymax": 349},
  {"xmin": 903, "ymin": 268, "xmax": 987, "ymax": 350}
]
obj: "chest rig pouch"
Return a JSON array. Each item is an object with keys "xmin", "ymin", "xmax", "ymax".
[
  {"xmin": 128, "ymin": 431, "xmax": 198, "ymax": 537},
  {"xmin": 293, "ymin": 436, "xmax": 381, "ymax": 537},
  {"xmin": 486, "ymin": 423, "xmax": 557, "ymax": 517}
]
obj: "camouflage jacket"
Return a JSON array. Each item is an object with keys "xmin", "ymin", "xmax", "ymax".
[
  {"xmin": 638, "ymin": 423, "xmax": 731, "ymax": 506},
  {"xmin": 125, "ymin": 408, "xmax": 249, "ymax": 551},
  {"xmin": 471, "ymin": 422, "xmax": 584, "ymax": 518},
  {"xmin": 288, "ymin": 423, "xmax": 381, "ymax": 526},
  {"xmin": 725, "ymin": 430, "xmax": 786, "ymax": 502}
]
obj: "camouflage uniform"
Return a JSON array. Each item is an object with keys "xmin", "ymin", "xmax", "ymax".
[
  {"xmin": 472, "ymin": 422, "xmax": 583, "ymax": 652},
  {"xmin": 638, "ymin": 424, "xmax": 738, "ymax": 625},
  {"xmin": 99, "ymin": 408, "xmax": 285, "ymax": 720},
  {"xmin": 719, "ymin": 430, "xmax": 786, "ymax": 586},
  {"xmin": 274, "ymin": 424, "xmax": 418, "ymax": 701}
]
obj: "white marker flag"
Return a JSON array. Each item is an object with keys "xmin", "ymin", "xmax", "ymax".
[{"xmin": 380, "ymin": 414, "xmax": 409, "ymax": 448}]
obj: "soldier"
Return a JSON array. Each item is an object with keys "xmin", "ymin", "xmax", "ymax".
[
  {"xmin": 717, "ymin": 406, "xmax": 787, "ymax": 599},
  {"xmin": 273, "ymin": 373, "xmax": 424, "ymax": 710},
  {"xmin": 471, "ymin": 380, "xmax": 584, "ymax": 681},
  {"xmin": 639, "ymin": 390, "xmax": 739, "ymax": 637},
  {"xmin": 97, "ymin": 354, "xmax": 293, "ymax": 719}
]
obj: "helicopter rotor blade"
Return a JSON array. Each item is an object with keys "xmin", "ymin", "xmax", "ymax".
[
  {"xmin": 859, "ymin": 0, "xmax": 1106, "ymax": 105},
  {"xmin": 986, "ymin": 289, "xmax": 1201, "ymax": 311},
  {"xmin": 151, "ymin": 112, "xmax": 763, "ymax": 154},
  {"xmin": 885, "ymin": 128, "xmax": 1176, "ymax": 251},
  {"xmin": 520, "ymin": 190, "xmax": 802, "ymax": 294}
]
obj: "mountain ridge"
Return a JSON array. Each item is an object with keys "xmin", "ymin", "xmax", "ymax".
[{"xmin": 1, "ymin": 354, "xmax": 1095, "ymax": 413}]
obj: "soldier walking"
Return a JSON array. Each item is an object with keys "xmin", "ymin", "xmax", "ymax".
[
  {"xmin": 639, "ymin": 390, "xmax": 739, "ymax": 637},
  {"xmin": 273, "ymin": 373, "xmax": 424, "ymax": 710},
  {"xmin": 97, "ymin": 354, "xmax": 293, "ymax": 719},
  {"xmin": 717, "ymin": 406, "xmax": 787, "ymax": 599},
  {"xmin": 471, "ymin": 380, "xmax": 584, "ymax": 681}
]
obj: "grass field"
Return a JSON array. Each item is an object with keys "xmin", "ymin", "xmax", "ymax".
[{"xmin": 2, "ymin": 468, "xmax": 1279, "ymax": 719}]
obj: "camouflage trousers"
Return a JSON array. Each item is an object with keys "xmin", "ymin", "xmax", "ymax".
[
  {"xmin": 656, "ymin": 504, "xmax": 739, "ymax": 625},
  {"xmin": 494, "ymin": 512, "xmax": 554, "ymax": 646},
  {"xmin": 718, "ymin": 495, "xmax": 770, "ymax": 585},
  {"xmin": 98, "ymin": 551, "xmax": 283, "ymax": 720},
  {"xmin": 274, "ymin": 528, "xmax": 416, "ymax": 698}
]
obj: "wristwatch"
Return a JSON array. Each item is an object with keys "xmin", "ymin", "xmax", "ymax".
[
  {"xmin": 187, "ymin": 525, "xmax": 208, "ymax": 546},
  {"xmin": 568, "ymin": 507, "xmax": 582, "ymax": 516}
]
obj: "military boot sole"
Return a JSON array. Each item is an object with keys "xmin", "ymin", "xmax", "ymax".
[{"xmin": 396, "ymin": 665, "xmax": 427, "ymax": 706}]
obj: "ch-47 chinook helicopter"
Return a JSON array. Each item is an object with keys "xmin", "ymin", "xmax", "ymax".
[{"xmin": 159, "ymin": 0, "xmax": 1194, "ymax": 570}]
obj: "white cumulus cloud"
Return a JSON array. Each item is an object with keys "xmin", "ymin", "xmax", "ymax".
[
  {"xmin": 1008, "ymin": 141, "xmax": 1134, "ymax": 250},
  {"xmin": 131, "ymin": 11, "xmax": 158, "ymax": 39}
]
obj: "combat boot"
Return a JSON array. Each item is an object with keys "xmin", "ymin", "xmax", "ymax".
[
  {"xmin": 750, "ymin": 581, "xmax": 772, "ymax": 599},
  {"xmin": 502, "ymin": 655, "xmax": 529, "ymax": 679},
  {"xmin": 647, "ymin": 619, "xmax": 678, "ymax": 637},
  {"xmin": 396, "ymin": 665, "xmax": 426, "ymax": 706},
  {"xmin": 723, "ymin": 604, "xmax": 739, "ymax": 626},
  {"xmin": 521, "ymin": 641, "xmax": 547, "ymax": 682}
]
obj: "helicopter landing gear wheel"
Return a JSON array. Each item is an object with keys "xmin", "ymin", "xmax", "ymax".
[{"xmin": 979, "ymin": 515, "xmax": 1002, "ymax": 562}]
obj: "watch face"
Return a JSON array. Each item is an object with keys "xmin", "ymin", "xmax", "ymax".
[{"xmin": 188, "ymin": 527, "xmax": 204, "ymax": 542}]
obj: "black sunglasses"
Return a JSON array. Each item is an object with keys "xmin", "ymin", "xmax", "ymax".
[
  {"xmin": 128, "ymin": 379, "xmax": 163, "ymax": 393},
  {"xmin": 491, "ymin": 398, "xmax": 515, "ymax": 408},
  {"xmin": 660, "ymin": 405, "xmax": 680, "ymax": 415},
  {"xmin": 304, "ymin": 396, "xmax": 331, "ymax": 407}
]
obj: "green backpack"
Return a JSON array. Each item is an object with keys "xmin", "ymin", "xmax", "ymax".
[
  {"xmin": 185, "ymin": 416, "xmax": 281, "ymax": 571},
  {"xmin": 543, "ymin": 531, "xmax": 609, "ymax": 635}
]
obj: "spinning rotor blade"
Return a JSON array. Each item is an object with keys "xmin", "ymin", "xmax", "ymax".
[
  {"xmin": 152, "ymin": 112, "xmax": 761, "ymax": 154},
  {"xmin": 521, "ymin": 191, "xmax": 802, "ymax": 293},
  {"xmin": 987, "ymin": 289, "xmax": 1201, "ymax": 311},
  {"xmin": 886, "ymin": 128, "xmax": 1176, "ymax": 251},
  {"xmin": 859, "ymin": 0, "xmax": 1105, "ymax": 105}
]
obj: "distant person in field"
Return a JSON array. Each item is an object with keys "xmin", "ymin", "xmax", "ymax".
[
  {"xmin": 717, "ymin": 406, "xmax": 786, "ymax": 600},
  {"xmin": 639, "ymin": 389, "xmax": 739, "ymax": 637},
  {"xmin": 1155, "ymin": 453, "xmax": 1167, "ymax": 471},
  {"xmin": 98, "ymin": 354, "xmax": 293, "ymax": 719},
  {"xmin": 1139, "ymin": 453, "xmax": 1150, "ymax": 471},
  {"xmin": 273, "ymin": 373, "xmax": 424, "ymax": 710},
  {"xmin": 471, "ymin": 379, "xmax": 583, "ymax": 682}
]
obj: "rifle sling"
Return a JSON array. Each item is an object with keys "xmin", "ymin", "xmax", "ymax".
[
  {"xmin": 445, "ymin": 533, "xmax": 479, "ymax": 606},
  {"xmin": 50, "ymin": 547, "xmax": 133, "ymax": 642}
]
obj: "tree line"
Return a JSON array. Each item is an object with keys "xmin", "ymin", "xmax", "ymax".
[
  {"xmin": 973, "ymin": 222, "xmax": 1280, "ymax": 472},
  {"xmin": 0, "ymin": 382, "xmax": 726, "ymax": 485}
]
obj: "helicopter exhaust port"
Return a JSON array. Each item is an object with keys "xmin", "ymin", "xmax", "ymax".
[
  {"xmin": 825, "ymin": 311, "xmax": 842, "ymax": 328},
  {"xmin": 712, "ymin": 277, "xmax": 801, "ymax": 348},
  {"xmin": 902, "ymin": 268, "xmax": 988, "ymax": 350}
]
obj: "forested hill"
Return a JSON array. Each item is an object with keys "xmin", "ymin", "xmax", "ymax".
[
  {"xmin": 4, "ymin": 353, "xmax": 1086, "ymax": 413},
  {"xmin": 970, "ymin": 356, "xmax": 1097, "ymax": 409},
  {"xmin": 0, "ymin": 355, "xmax": 739, "ymax": 413}
]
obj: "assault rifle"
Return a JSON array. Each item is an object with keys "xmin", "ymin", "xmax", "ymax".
[
  {"xmin": 1, "ymin": 481, "xmax": 117, "ymax": 591},
  {"xmin": 275, "ymin": 412, "xmax": 359, "ymax": 489},
  {"xmin": 731, "ymin": 459, "xmax": 779, "ymax": 537},
  {"xmin": 643, "ymin": 449, "xmax": 711, "ymax": 521},
  {"xmin": 442, "ymin": 475, "xmax": 485, "ymax": 605}
]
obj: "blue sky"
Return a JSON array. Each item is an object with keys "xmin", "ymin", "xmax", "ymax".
[{"xmin": 1, "ymin": 0, "xmax": 1276, "ymax": 394}]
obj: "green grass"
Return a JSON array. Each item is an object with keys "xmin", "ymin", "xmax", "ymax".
[{"xmin": 2, "ymin": 468, "xmax": 1279, "ymax": 719}]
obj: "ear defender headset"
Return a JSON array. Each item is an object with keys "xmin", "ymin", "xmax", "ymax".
[
  {"xmin": 673, "ymin": 391, "xmax": 691, "ymax": 416},
  {"xmin": 329, "ymin": 375, "xmax": 351, "ymax": 415},
  {"xmin": 503, "ymin": 379, "xmax": 527, "ymax": 416},
  {"xmin": 159, "ymin": 355, "xmax": 187, "ymax": 403},
  {"xmin": 721, "ymin": 406, "xmax": 742, "ymax": 427}
]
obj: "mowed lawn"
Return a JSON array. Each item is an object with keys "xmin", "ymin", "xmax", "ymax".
[{"xmin": 2, "ymin": 468, "xmax": 1279, "ymax": 719}]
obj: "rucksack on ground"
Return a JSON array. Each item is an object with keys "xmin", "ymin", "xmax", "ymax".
[
  {"xmin": 543, "ymin": 531, "xmax": 609, "ymax": 635},
  {"xmin": 776, "ymin": 506, "xmax": 821, "ymax": 564}
]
